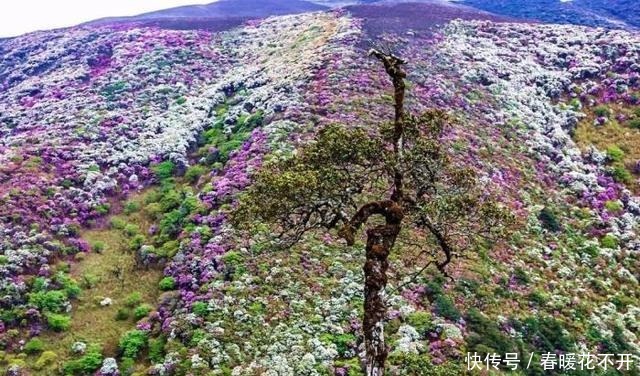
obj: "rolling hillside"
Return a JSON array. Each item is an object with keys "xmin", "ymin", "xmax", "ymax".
[{"xmin": 0, "ymin": 1, "xmax": 639, "ymax": 375}]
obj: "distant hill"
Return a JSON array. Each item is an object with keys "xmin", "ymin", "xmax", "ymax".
[
  {"xmin": 460, "ymin": 0, "xmax": 639, "ymax": 29},
  {"xmin": 346, "ymin": 1, "xmax": 509, "ymax": 37},
  {"xmin": 85, "ymin": 0, "xmax": 328, "ymax": 27},
  {"xmin": 82, "ymin": 0, "xmax": 639, "ymax": 31}
]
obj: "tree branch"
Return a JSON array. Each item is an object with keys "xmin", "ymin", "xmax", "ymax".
[{"xmin": 338, "ymin": 200, "xmax": 404, "ymax": 246}]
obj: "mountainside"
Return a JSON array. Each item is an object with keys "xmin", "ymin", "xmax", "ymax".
[
  {"xmin": 312, "ymin": 0, "xmax": 640, "ymax": 29},
  {"xmin": 83, "ymin": 0, "xmax": 328, "ymax": 31},
  {"xmin": 460, "ymin": 0, "xmax": 640, "ymax": 29},
  {"xmin": 80, "ymin": 0, "xmax": 640, "ymax": 32},
  {"xmin": 1, "ymin": 1, "xmax": 640, "ymax": 376}
]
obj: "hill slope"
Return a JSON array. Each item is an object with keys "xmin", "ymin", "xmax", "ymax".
[
  {"xmin": 86, "ymin": 0, "xmax": 328, "ymax": 26},
  {"xmin": 460, "ymin": 0, "xmax": 640, "ymax": 29},
  {"xmin": 0, "ymin": 2, "xmax": 639, "ymax": 375}
]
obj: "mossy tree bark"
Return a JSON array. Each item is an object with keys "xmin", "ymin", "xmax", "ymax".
[{"xmin": 341, "ymin": 50, "xmax": 407, "ymax": 376}]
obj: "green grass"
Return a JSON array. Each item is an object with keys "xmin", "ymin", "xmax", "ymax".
[
  {"xmin": 33, "ymin": 190, "xmax": 163, "ymax": 375},
  {"xmin": 574, "ymin": 103, "xmax": 640, "ymax": 192}
]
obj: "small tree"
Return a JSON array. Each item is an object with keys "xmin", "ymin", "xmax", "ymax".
[{"xmin": 233, "ymin": 50, "xmax": 511, "ymax": 375}]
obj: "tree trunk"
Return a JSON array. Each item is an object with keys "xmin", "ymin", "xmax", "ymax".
[
  {"xmin": 363, "ymin": 221, "xmax": 400, "ymax": 376},
  {"xmin": 363, "ymin": 50, "xmax": 407, "ymax": 375}
]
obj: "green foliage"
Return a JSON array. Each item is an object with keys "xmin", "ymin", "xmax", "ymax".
[
  {"xmin": 406, "ymin": 311, "xmax": 433, "ymax": 335},
  {"xmin": 220, "ymin": 250, "xmax": 246, "ymax": 277},
  {"xmin": 110, "ymin": 216, "xmax": 127, "ymax": 230},
  {"xmin": 628, "ymin": 117, "xmax": 640, "ymax": 129},
  {"xmin": 183, "ymin": 195, "xmax": 202, "ymax": 214},
  {"xmin": 125, "ymin": 292, "xmax": 142, "ymax": 308},
  {"xmin": 218, "ymin": 134, "xmax": 249, "ymax": 162},
  {"xmin": 581, "ymin": 242, "xmax": 600, "ymax": 257},
  {"xmin": 319, "ymin": 333, "xmax": 356, "ymax": 357},
  {"xmin": 513, "ymin": 267, "xmax": 530, "ymax": 284},
  {"xmin": 94, "ymin": 203, "xmax": 110, "ymax": 215},
  {"xmin": 234, "ymin": 110, "xmax": 511, "ymax": 260},
  {"xmin": 63, "ymin": 344, "xmax": 103, "ymax": 375},
  {"xmin": 387, "ymin": 353, "xmax": 464, "ymax": 376},
  {"xmin": 189, "ymin": 329, "xmax": 207, "ymax": 347},
  {"xmin": 234, "ymin": 123, "xmax": 384, "ymax": 233},
  {"xmin": 123, "ymin": 223, "xmax": 139, "ymax": 237},
  {"xmin": 568, "ymin": 98, "xmax": 581, "ymax": 111},
  {"xmin": 144, "ymin": 189, "xmax": 163, "ymax": 204},
  {"xmin": 119, "ymin": 330, "xmax": 148, "ymax": 359},
  {"xmin": 600, "ymin": 325, "xmax": 633, "ymax": 354},
  {"xmin": 120, "ymin": 357, "xmax": 136, "ymax": 375},
  {"xmin": 115, "ymin": 308, "xmax": 130, "ymax": 321},
  {"xmin": 248, "ymin": 301, "xmax": 265, "ymax": 315},
  {"xmin": 159, "ymin": 276, "xmax": 176, "ymax": 291},
  {"xmin": 133, "ymin": 304, "xmax": 152, "ymax": 320},
  {"xmin": 520, "ymin": 316, "xmax": 575, "ymax": 352},
  {"xmin": 185, "ymin": 164, "xmax": 207, "ymax": 184},
  {"xmin": 203, "ymin": 126, "xmax": 224, "ymax": 145},
  {"xmin": 157, "ymin": 240, "xmax": 180, "ymax": 258},
  {"xmin": 606, "ymin": 145, "xmax": 625, "ymax": 162},
  {"xmin": 129, "ymin": 234, "xmax": 146, "ymax": 251},
  {"xmin": 24, "ymin": 156, "xmax": 43, "ymax": 169},
  {"xmin": 61, "ymin": 179, "xmax": 73, "ymax": 188},
  {"xmin": 29, "ymin": 290, "xmax": 67, "ymax": 313},
  {"xmin": 159, "ymin": 189, "xmax": 182, "ymax": 212},
  {"xmin": 192, "ymin": 301, "xmax": 208, "ymax": 317},
  {"xmin": 593, "ymin": 105, "xmax": 610, "ymax": 117},
  {"xmin": 537, "ymin": 207, "xmax": 561, "ymax": 232},
  {"xmin": 101, "ymin": 81, "xmax": 127, "ymax": 101},
  {"xmin": 32, "ymin": 276, "xmax": 47, "ymax": 291},
  {"xmin": 148, "ymin": 337, "xmax": 167, "ymax": 363},
  {"xmin": 611, "ymin": 165, "xmax": 632, "ymax": 183},
  {"xmin": 46, "ymin": 313, "xmax": 71, "ymax": 331},
  {"xmin": 190, "ymin": 328, "xmax": 207, "ymax": 346},
  {"xmin": 159, "ymin": 209, "xmax": 187, "ymax": 238},
  {"xmin": 604, "ymin": 200, "xmax": 623, "ymax": 212},
  {"xmin": 241, "ymin": 110, "xmax": 264, "ymax": 130},
  {"xmin": 528, "ymin": 289, "xmax": 549, "ymax": 306},
  {"xmin": 66, "ymin": 223, "xmax": 82, "ymax": 237},
  {"xmin": 152, "ymin": 160, "xmax": 176, "ymax": 181},
  {"xmin": 144, "ymin": 203, "xmax": 163, "ymax": 220},
  {"xmin": 24, "ymin": 338, "xmax": 45, "ymax": 354},
  {"xmin": 34, "ymin": 350, "xmax": 58, "ymax": 370},
  {"xmin": 56, "ymin": 272, "xmax": 81, "ymax": 298},
  {"xmin": 222, "ymin": 250, "xmax": 243, "ymax": 266},
  {"xmin": 601, "ymin": 234, "xmax": 619, "ymax": 249},
  {"xmin": 466, "ymin": 308, "xmax": 517, "ymax": 355},
  {"xmin": 123, "ymin": 201, "xmax": 141, "ymax": 215},
  {"xmin": 611, "ymin": 294, "xmax": 634, "ymax": 310},
  {"xmin": 55, "ymin": 262, "xmax": 71, "ymax": 273},
  {"xmin": 91, "ymin": 241, "xmax": 106, "ymax": 253},
  {"xmin": 433, "ymin": 295, "xmax": 460, "ymax": 321}
]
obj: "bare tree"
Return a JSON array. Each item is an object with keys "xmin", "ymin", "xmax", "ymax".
[{"xmin": 233, "ymin": 50, "xmax": 511, "ymax": 375}]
